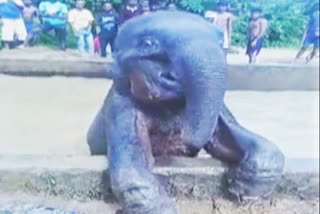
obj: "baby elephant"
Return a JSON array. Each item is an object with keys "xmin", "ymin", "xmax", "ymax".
[{"xmin": 88, "ymin": 11, "xmax": 285, "ymax": 214}]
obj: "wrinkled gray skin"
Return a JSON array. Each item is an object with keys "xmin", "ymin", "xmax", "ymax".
[{"xmin": 87, "ymin": 11, "xmax": 285, "ymax": 214}]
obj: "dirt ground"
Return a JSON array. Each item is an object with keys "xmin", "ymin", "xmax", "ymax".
[
  {"xmin": 227, "ymin": 47, "xmax": 319, "ymax": 65},
  {"xmin": 0, "ymin": 193, "xmax": 318, "ymax": 214}
]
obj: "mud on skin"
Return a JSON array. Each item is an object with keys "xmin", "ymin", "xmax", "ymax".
[{"xmin": 87, "ymin": 11, "xmax": 285, "ymax": 214}]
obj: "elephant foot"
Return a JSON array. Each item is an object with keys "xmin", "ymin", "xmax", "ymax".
[
  {"xmin": 227, "ymin": 171, "xmax": 276, "ymax": 203},
  {"xmin": 227, "ymin": 148, "xmax": 284, "ymax": 203},
  {"xmin": 112, "ymin": 176, "xmax": 178, "ymax": 214},
  {"xmin": 115, "ymin": 209, "xmax": 123, "ymax": 214}
]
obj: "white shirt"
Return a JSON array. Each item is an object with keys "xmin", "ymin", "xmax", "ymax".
[{"xmin": 68, "ymin": 8, "xmax": 94, "ymax": 32}]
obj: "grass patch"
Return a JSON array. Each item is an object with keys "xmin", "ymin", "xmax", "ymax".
[{"xmin": 36, "ymin": 25, "xmax": 77, "ymax": 49}]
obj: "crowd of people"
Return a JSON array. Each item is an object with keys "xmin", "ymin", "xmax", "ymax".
[
  {"xmin": 0, "ymin": 0, "xmax": 319, "ymax": 63},
  {"xmin": 0, "ymin": 0, "xmax": 149, "ymax": 56},
  {"xmin": 204, "ymin": 1, "xmax": 319, "ymax": 63}
]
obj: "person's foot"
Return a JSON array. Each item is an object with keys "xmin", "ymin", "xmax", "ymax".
[
  {"xmin": 61, "ymin": 44, "xmax": 67, "ymax": 51},
  {"xmin": 291, "ymin": 58, "xmax": 299, "ymax": 64},
  {"xmin": 15, "ymin": 44, "xmax": 26, "ymax": 49},
  {"xmin": 305, "ymin": 54, "xmax": 312, "ymax": 63},
  {"xmin": 3, "ymin": 42, "xmax": 11, "ymax": 49}
]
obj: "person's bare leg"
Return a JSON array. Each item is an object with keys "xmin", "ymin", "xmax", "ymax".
[
  {"xmin": 295, "ymin": 46, "xmax": 307, "ymax": 60},
  {"xmin": 251, "ymin": 51, "xmax": 257, "ymax": 64},
  {"xmin": 248, "ymin": 54, "xmax": 253, "ymax": 64},
  {"xmin": 306, "ymin": 47, "xmax": 319, "ymax": 63},
  {"xmin": 3, "ymin": 42, "xmax": 11, "ymax": 49}
]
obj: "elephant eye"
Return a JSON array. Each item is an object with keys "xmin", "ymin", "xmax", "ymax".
[
  {"xmin": 144, "ymin": 39, "xmax": 153, "ymax": 47},
  {"xmin": 140, "ymin": 37, "xmax": 158, "ymax": 49}
]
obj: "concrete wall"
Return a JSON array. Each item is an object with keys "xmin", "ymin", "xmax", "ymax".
[
  {"xmin": 0, "ymin": 59, "xmax": 318, "ymax": 90},
  {"xmin": 227, "ymin": 64, "xmax": 319, "ymax": 90}
]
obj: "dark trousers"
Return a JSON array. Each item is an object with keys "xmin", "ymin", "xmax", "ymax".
[
  {"xmin": 99, "ymin": 31, "xmax": 116, "ymax": 57},
  {"xmin": 41, "ymin": 22, "xmax": 67, "ymax": 49}
]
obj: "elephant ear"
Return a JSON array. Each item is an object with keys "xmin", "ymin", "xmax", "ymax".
[
  {"xmin": 110, "ymin": 61, "xmax": 123, "ymax": 79},
  {"xmin": 110, "ymin": 62, "xmax": 132, "ymax": 95}
]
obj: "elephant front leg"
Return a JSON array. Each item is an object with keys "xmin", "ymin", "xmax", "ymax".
[
  {"xmin": 87, "ymin": 107, "xmax": 107, "ymax": 155},
  {"xmin": 105, "ymin": 91, "xmax": 177, "ymax": 214},
  {"xmin": 205, "ymin": 109, "xmax": 285, "ymax": 202}
]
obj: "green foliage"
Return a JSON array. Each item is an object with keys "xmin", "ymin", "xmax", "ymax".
[
  {"xmin": 174, "ymin": 0, "xmax": 316, "ymax": 48},
  {"xmin": 5, "ymin": 0, "xmax": 317, "ymax": 48},
  {"xmin": 231, "ymin": 14, "xmax": 249, "ymax": 47},
  {"xmin": 36, "ymin": 26, "xmax": 77, "ymax": 49},
  {"xmin": 262, "ymin": 0, "xmax": 308, "ymax": 47},
  {"xmin": 178, "ymin": 0, "xmax": 205, "ymax": 13}
]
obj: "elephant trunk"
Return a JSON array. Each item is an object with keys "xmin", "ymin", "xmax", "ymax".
[{"xmin": 181, "ymin": 42, "xmax": 227, "ymax": 149}]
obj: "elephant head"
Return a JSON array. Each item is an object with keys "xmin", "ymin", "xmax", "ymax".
[{"xmin": 113, "ymin": 11, "xmax": 227, "ymax": 149}]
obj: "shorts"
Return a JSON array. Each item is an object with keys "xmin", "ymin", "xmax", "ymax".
[
  {"xmin": 303, "ymin": 36, "xmax": 319, "ymax": 48},
  {"xmin": 1, "ymin": 18, "xmax": 27, "ymax": 41},
  {"xmin": 25, "ymin": 22, "xmax": 34, "ymax": 34},
  {"xmin": 246, "ymin": 37, "xmax": 264, "ymax": 56},
  {"xmin": 41, "ymin": 22, "xmax": 67, "ymax": 44}
]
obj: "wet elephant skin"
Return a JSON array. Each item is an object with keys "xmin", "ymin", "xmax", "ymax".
[{"xmin": 87, "ymin": 11, "xmax": 285, "ymax": 214}]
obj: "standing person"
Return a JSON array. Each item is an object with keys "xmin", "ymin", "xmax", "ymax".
[
  {"xmin": 204, "ymin": 1, "xmax": 235, "ymax": 56},
  {"xmin": 166, "ymin": 2, "xmax": 177, "ymax": 11},
  {"xmin": 0, "ymin": 0, "xmax": 27, "ymax": 49},
  {"xmin": 68, "ymin": 0, "xmax": 94, "ymax": 56},
  {"xmin": 149, "ymin": 0, "xmax": 168, "ymax": 11},
  {"xmin": 39, "ymin": 0, "xmax": 68, "ymax": 50},
  {"xmin": 119, "ymin": 0, "xmax": 142, "ymax": 24},
  {"xmin": 95, "ymin": 1, "xmax": 118, "ymax": 57},
  {"xmin": 23, "ymin": 0, "xmax": 38, "ymax": 46},
  {"xmin": 141, "ymin": 0, "xmax": 150, "ymax": 14},
  {"xmin": 246, "ymin": 7, "xmax": 268, "ymax": 64},
  {"xmin": 294, "ymin": 4, "xmax": 319, "ymax": 63}
]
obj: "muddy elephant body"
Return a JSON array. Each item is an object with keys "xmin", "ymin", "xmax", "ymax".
[{"xmin": 87, "ymin": 11, "xmax": 285, "ymax": 214}]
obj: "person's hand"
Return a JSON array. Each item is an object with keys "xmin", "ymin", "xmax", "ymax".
[
  {"xmin": 96, "ymin": 26, "xmax": 101, "ymax": 34},
  {"xmin": 73, "ymin": 29, "xmax": 79, "ymax": 37},
  {"xmin": 85, "ymin": 26, "xmax": 91, "ymax": 32},
  {"xmin": 48, "ymin": 11, "xmax": 57, "ymax": 17}
]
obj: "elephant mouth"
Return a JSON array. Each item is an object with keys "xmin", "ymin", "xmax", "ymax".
[
  {"xmin": 158, "ymin": 71, "xmax": 179, "ymax": 89},
  {"xmin": 129, "ymin": 72, "xmax": 159, "ymax": 101},
  {"xmin": 120, "ymin": 51, "xmax": 183, "ymax": 103},
  {"xmin": 129, "ymin": 68, "xmax": 182, "ymax": 102}
]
